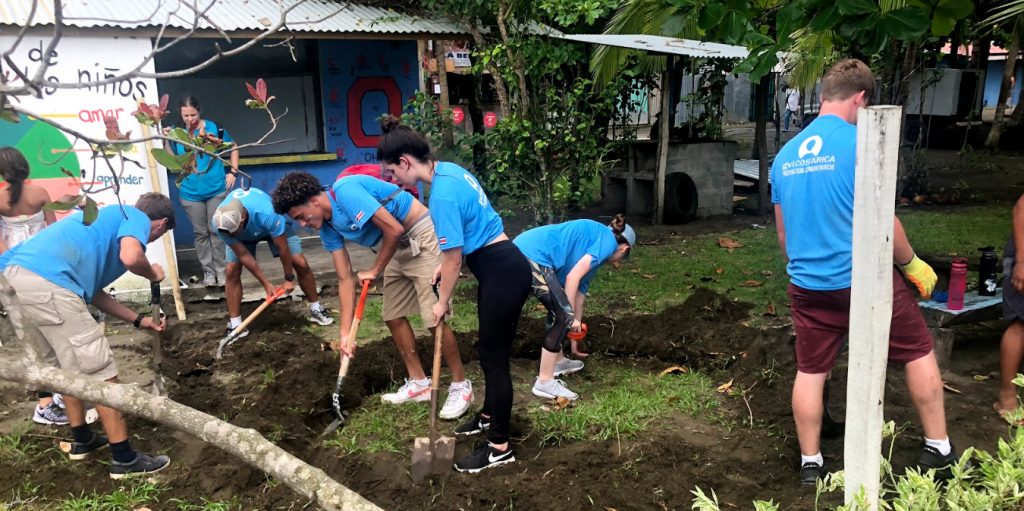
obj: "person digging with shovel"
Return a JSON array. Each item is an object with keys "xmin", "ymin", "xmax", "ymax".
[
  {"xmin": 272, "ymin": 170, "xmax": 473, "ymax": 421},
  {"xmin": 211, "ymin": 186, "xmax": 334, "ymax": 340},
  {"xmin": 377, "ymin": 115, "xmax": 532, "ymax": 474},
  {"xmin": 513, "ymin": 216, "xmax": 636, "ymax": 402},
  {"xmin": 0, "ymin": 193, "xmax": 175, "ymax": 479}
]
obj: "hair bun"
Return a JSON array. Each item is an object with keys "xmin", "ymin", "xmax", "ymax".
[
  {"xmin": 380, "ymin": 115, "xmax": 402, "ymax": 134},
  {"xmin": 609, "ymin": 213, "xmax": 627, "ymax": 233}
]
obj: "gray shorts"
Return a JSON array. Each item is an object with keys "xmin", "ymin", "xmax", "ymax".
[{"xmin": 1003, "ymin": 257, "xmax": 1024, "ymax": 321}]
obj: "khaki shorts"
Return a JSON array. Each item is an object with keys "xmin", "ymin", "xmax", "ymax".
[
  {"xmin": 0, "ymin": 266, "xmax": 119, "ymax": 381},
  {"xmin": 382, "ymin": 216, "xmax": 449, "ymax": 324}
]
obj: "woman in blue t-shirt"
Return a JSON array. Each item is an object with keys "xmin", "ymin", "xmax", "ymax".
[
  {"xmin": 378, "ymin": 116, "xmax": 531, "ymax": 475},
  {"xmin": 513, "ymin": 217, "xmax": 635, "ymax": 401},
  {"xmin": 165, "ymin": 95, "xmax": 239, "ymax": 287}
]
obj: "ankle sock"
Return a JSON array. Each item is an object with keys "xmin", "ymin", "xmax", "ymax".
[
  {"xmin": 109, "ymin": 440, "xmax": 136, "ymax": 463},
  {"xmin": 229, "ymin": 316, "xmax": 242, "ymax": 329},
  {"xmin": 925, "ymin": 437, "xmax": 952, "ymax": 456},
  {"xmin": 71, "ymin": 425, "xmax": 94, "ymax": 444},
  {"xmin": 801, "ymin": 453, "xmax": 824, "ymax": 466}
]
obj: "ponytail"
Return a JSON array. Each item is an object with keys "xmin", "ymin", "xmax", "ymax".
[
  {"xmin": 0, "ymin": 147, "xmax": 30, "ymax": 208},
  {"xmin": 377, "ymin": 115, "xmax": 434, "ymax": 164},
  {"xmin": 609, "ymin": 213, "xmax": 629, "ymax": 245}
]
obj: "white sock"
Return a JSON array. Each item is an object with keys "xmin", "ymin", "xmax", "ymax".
[
  {"xmin": 413, "ymin": 377, "xmax": 430, "ymax": 386},
  {"xmin": 229, "ymin": 316, "xmax": 242, "ymax": 329},
  {"xmin": 925, "ymin": 437, "xmax": 952, "ymax": 456},
  {"xmin": 801, "ymin": 453, "xmax": 824, "ymax": 466},
  {"xmin": 309, "ymin": 301, "xmax": 322, "ymax": 313},
  {"xmin": 450, "ymin": 380, "xmax": 469, "ymax": 389}
]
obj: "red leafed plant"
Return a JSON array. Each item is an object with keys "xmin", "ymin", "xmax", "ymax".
[
  {"xmin": 245, "ymin": 78, "xmax": 275, "ymax": 110},
  {"xmin": 132, "ymin": 94, "xmax": 170, "ymax": 126}
]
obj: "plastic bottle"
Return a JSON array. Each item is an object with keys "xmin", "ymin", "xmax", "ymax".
[
  {"xmin": 948, "ymin": 258, "xmax": 968, "ymax": 311},
  {"xmin": 979, "ymin": 246, "xmax": 998, "ymax": 296}
]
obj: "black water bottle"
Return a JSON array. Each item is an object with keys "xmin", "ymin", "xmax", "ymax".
[{"xmin": 979, "ymin": 246, "xmax": 999, "ymax": 296}]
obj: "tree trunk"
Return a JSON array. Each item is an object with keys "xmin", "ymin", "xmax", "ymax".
[
  {"xmin": 467, "ymin": 72, "xmax": 488, "ymax": 171},
  {"xmin": 0, "ymin": 281, "xmax": 382, "ymax": 511},
  {"xmin": 468, "ymin": 25, "xmax": 511, "ymax": 119},
  {"xmin": 986, "ymin": 18, "xmax": 1021, "ymax": 149},
  {"xmin": 755, "ymin": 75, "xmax": 771, "ymax": 216},
  {"xmin": 963, "ymin": 35, "xmax": 991, "ymax": 150},
  {"xmin": 432, "ymin": 40, "xmax": 455, "ymax": 149}
]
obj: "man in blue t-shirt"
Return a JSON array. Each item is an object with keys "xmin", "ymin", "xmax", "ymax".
[
  {"xmin": 211, "ymin": 187, "xmax": 333, "ymax": 337},
  {"xmin": 271, "ymin": 171, "xmax": 473, "ymax": 420},
  {"xmin": 0, "ymin": 193, "xmax": 175, "ymax": 479},
  {"xmin": 771, "ymin": 59, "xmax": 953, "ymax": 486}
]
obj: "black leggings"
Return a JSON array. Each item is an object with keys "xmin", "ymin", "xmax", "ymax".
[
  {"xmin": 466, "ymin": 240, "xmax": 531, "ymax": 445},
  {"xmin": 529, "ymin": 261, "xmax": 574, "ymax": 353}
]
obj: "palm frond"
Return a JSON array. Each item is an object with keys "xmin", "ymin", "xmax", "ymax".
[{"xmin": 984, "ymin": 1, "xmax": 1024, "ymax": 26}]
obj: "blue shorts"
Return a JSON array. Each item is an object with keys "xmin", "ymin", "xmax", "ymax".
[{"xmin": 225, "ymin": 233, "xmax": 303, "ymax": 263}]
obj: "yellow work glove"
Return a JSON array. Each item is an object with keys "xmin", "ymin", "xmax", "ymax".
[{"xmin": 899, "ymin": 255, "xmax": 937, "ymax": 299}]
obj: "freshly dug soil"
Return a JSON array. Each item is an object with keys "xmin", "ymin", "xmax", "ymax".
[{"xmin": 0, "ymin": 289, "xmax": 1013, "ymax": 510}]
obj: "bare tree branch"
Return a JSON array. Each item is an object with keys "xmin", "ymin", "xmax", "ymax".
[{"xmin": 0, "ymin": 0, "xmax": 40, "ymax": 61}]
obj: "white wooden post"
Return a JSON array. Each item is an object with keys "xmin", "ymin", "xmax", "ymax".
[
  {"xmin": 654, "ymin": 57, "xmax": 672, "ymax": 225},
  {"xmin": 844, "ymin": 105, "xmax": 903, "ymax": 508}
]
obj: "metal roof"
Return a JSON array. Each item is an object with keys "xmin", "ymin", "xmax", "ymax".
[
  {"xmin": 0, "ymin": 0, "xmax": 466, "ymax": 35},
  {"xmin": 558, "ymin": 33, "xmax": 749, "ymax": 60}
]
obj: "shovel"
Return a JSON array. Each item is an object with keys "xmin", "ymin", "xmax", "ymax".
[
  {"xmin": 216, "ymin": 287, "xmax": 287, "ymax": 359},
  {"xmin": 149, "ymin": 282, "xmax": 167, "ymax": 396},
  {"xmin": 566, "ymin": 322, "xmax": 589, "ymax": 358},
  {"xmin": 411, "ymin": 303, "xmax": 456, "ymax": 482},
  {"xmin": 320, "ymin": 279, "xmax": 371, "ymax": 437}
]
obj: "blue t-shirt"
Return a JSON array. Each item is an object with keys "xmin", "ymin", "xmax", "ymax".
[
  {"xmin": 319, "ymin": 174, "xmax": 414, "ymax": 252},
  {"xmin": 174, "ymin": 119, "xmax": 234, "ymax": 202},
  {"xmin": 513, "ymin": 219, "xmax": 619, "ymax": 294},
  {"xmin": 213, "ymin": 187, "xmax": 290, "ymax": 245},
  {"xmin": 429, "ymin": 162, "xmax": 504, "ymax": 255},
  {"xmin": 0, "ymin": 206, "xmax": 151, "ymax": 302},
  {"xmin": 770, "ymin": 114, "xmax": 856, "ymax": 290}
]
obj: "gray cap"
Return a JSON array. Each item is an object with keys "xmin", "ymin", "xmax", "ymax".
[
  {"xmin": 212, "ymin": 199, "xmax": 245, "ymax": 235},
  {"xmin": 621, "ymin": 223, "xmax": 636, "ymax": 248}
]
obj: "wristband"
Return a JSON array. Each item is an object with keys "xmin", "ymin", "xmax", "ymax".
[
  {"xmin": 133, "ymin": 314, "xmax": 143, "ymax": 329},
  {"xmin": 284, "ymin": 274, "xmax": 296, "ymax": 282}
]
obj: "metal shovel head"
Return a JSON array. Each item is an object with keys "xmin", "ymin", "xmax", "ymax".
[
  {"xmin": 411, "ymin": 435, "xmax": 455, "ymax": 483},
  {"xmin": 320, "ymin": 416, "xmax": 344, "ymax": 438}
]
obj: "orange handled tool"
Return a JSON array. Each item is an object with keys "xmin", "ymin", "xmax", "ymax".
[
  {"xmin": 322, "ymin": 279, "xmax": 371, "ymax": 436},
  {"xmin": 216, "ymin": 287, "xmax": 287, "ymax": 359},
  {"xmin": 567, "ymin": 322, "xmax": 589, "ymax": 358}
]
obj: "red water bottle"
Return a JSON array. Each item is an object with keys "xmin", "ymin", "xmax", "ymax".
[{"xmin": 947, "ymin": 258, "xmax": 967, "ymax": 311}]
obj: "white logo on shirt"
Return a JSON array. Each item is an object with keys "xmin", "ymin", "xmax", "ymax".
[
  {"xmin": 798, "ymin": 135, "xmax": 823, "ymax": 159},
  {"xmin": 463, "ymin": 174, "xmax": 487, "ymax": 206}
]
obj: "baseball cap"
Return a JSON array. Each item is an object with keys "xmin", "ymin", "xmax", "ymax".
[
  {"xmin": 621, "ymin": 223, "xmax": 636, "ymax": 249},
  {"xmin": 212, "ymin": 199, "xmax": 246, "ymax": 235}
]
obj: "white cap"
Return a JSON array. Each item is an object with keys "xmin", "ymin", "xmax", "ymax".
[{"xmin": 212, "ymin": 199, "xmax": 245, "ymax": 235}]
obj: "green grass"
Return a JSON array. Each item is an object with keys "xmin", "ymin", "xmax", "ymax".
[
  {"xmin": 0, "ymin": 424, "xmax": 43, "ymax": 465},
  {"xmin": 526, "ymin": 365, "xmax": 719, "ymax": 446},
  {"xmin": 168, "ymin": 496, "xmax": 245, "ymax": 511},
  {"xmin": 55, "ymin": 482, "xmax": 163, "ymax": 511},
  {"xmin": 898, "ymin": 204, "xmax": 1011, "ymax": 258},
  {"xmin": 585, "ymin": 227, "xmax": 789, "ymax": 320},
  {"xmin": 322, "ymin": 399, "xmax": 429, "ymax": 455}
]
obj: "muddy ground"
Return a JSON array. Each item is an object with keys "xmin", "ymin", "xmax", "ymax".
[{"xmin": 0, "ymin": 283, "xmax": 1014, "ymax": 510}]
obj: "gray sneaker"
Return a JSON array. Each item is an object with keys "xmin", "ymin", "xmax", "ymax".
[
  {"xmin": 215, "ymin": 270, "xmax": 227, "ymax": 287},
  {"xmin": 33, "ymin": 403, "xmax": 68, "ymax": 425},
  {"xmin": 532, "ymin": 378, "xmax": 579, "ymax": 401},
  {"xmin": 553, "ymin": 358, "xmax": 585, "ymax": 377},
  {"xmin": 68, "ymin": 432, "xmax": 109, "ymax": 460},
  {"xmin": 109, "ymin": 452, "xmax": 171, "ymax": 480},
  {"xmin": 202, "ymin": 271, "xmax": 216, "ymax": 287},
  {"xmin": 308, "ymin": 307, "xmax": 334, "ymax": 326}
]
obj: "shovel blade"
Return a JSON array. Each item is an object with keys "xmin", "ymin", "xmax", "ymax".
[
  {"xmin": 411, "ymin": 436, "xmax": 456, "ymax": 483},
  {"xmin": 319, "ymin": 417, "xmax": 344, "ymax": 438}
]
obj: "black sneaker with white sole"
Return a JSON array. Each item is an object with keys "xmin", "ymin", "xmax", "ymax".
[
  {"xmin": 799, "ymin": 461, "xmax": 826, "ymax": 486},
  {"xmin": 224, "ymin": 326, "xmax": 249, "ymax": 340},
  {"xmin": 109, "ymin": 452, "xmax": 171, "ymax": 480},
  {"xmin": 68, "ymin": 432, "xmax": 109, "ymax": 461},
  {"xmin": 915, "ymin": 444, "xmax": 960, "ymax": 480},
  {"xmin": 454, "ymin": 412, "xmax": 490, "ymax": 436},
  {"xmin": 454, "ymin": 443, "xmax": 515, "ymax": 473}
]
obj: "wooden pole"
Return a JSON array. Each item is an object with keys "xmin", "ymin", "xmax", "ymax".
[
  {"xmin": 844, "ymin": 105, "xmax": 902, "ymax": 508},
  {"xmin": 432, "ymin": 40, "xmax": 455, "ymax": 148},
  {"xmin": 138, "ymin": 121, "xmax": 187, "ymax": 321},
  {"xmin": 654, "ymin": 57, "xmax": 672, "ymax": 225}
]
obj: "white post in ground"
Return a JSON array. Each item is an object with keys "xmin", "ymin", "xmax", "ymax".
[{"xmin": 844, "ymin": 105, "xmax": 903, "ymax": 508}]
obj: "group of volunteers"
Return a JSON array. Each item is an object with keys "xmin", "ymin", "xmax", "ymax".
[{"xmin": 1, "ymin": 57, "xmax": 1015, "ymax": 484}]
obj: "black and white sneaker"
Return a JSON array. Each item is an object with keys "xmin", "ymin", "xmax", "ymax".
[
  {"xmin": 799, "ymin": 461, "xmax": 826, "ymax": 486},
  {"xmin": 224, "ymin": 325, "xmax": 249, "ymax": 340},
  {"xmin": 915, "ymin": 444, "xmax": 960, "ymax": 480},
  {"xmin": 308, "ymin": 307, "xmax": 334, "ymax": 326},
  {"xmin": 454, "ymin": 412, "xmax": 490, "ymax": 436},
  {"xmin": 68, "ymin": 432, "xmax": 109, "ymax": 461},
  {"xmin": 109, "ymin": 452, "xmax": 171, "ymax": 480},
  {"xmin": 454, "ymin": 443, "xmax": 515, "ymax": 473}
]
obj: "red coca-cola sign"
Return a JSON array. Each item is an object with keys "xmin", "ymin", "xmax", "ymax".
[
  {"xmin": 483, "ymin": 111, "xmax": 498, "ymax": 129},
  {"xmin": 451, "ymin": 106, "xmax": 465, "ymax": 125}
]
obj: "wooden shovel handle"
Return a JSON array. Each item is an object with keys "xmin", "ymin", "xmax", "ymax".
[{"xmin": 337, "ymin": 280, "xmax": 371, "ymax": 377}]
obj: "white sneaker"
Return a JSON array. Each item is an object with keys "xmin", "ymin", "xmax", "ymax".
[
  {"xmin": 553, "ymin": 358, "xmax": 585, "ymax": 377},
  {"xmin": 202, "ymin": 271, "xmax": 216, "ymax": 287},
  {"xmin": 532, "ymin": 378, "xmax": 578, "ymax": 401},
  {"xmin": 439, "ymin": 380, "xmax": 473, "ymax": 420},
  {"xmin": 381, "ymin": 378, "xmax": 430, "ymax": 404},
  {"xmin": 52, "ymin": 394, "xmax": 99, "ymax": 424},
  {"xmin": 215, "ymin": 270, "xmax": 226, "ymax": 287},
  {"xmin": 308, "ymin": 307, "xmax": 334, "ymax": 326}
]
